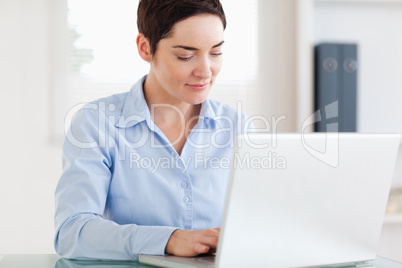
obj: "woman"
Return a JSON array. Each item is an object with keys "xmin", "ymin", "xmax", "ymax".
[{"xmin": 54, "ymin": 0, "xmax": 250, "ymax": 260}]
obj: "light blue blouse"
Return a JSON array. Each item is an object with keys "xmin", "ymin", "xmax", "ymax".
[{"xmin": 54, "ymin": 75, "xmax": 251, "ymax": 260}]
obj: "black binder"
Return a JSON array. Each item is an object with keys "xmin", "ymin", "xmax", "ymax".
[{"xmin": 314, "ymin": 43, "xmax": 358, "ymax": 132}]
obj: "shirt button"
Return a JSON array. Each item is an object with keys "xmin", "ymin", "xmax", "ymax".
[
  {"xmin": 181, "ymin": 183, "xmax": 188, "ymax": 189},
  {"xmin": 183, "ymin": 197, "xmax": 190, "ymax": 203}
]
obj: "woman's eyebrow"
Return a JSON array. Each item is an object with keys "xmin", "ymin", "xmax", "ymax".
[
  {"xmin": 172, "ymin": 41, "xmax": 225, "ymax": 51},
  {"xmin": 212, "ymin": 41, "xmax": 225, "ymax": 48}
]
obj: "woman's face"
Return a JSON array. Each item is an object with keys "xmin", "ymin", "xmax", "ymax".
[{"xmin": 149, "ymin": 14, "xmax": 224, "ymax": 105}]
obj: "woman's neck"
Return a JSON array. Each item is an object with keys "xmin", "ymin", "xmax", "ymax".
[{"xmin": 143, "ymin": 74, "xmax": 202, "ymax": 126}]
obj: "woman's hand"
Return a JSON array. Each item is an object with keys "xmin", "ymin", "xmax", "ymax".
[{"xmin": 165, "ymin": 228, "xmax": 220, "ymax": 257}]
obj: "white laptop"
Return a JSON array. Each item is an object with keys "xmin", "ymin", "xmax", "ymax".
[{"xmin": 140, "ymin": 133, "xmax": 400, "ymax": 268}]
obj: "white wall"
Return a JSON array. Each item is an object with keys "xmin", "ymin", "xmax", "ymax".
[
  {"xmin": 0, "ymin": 0, "xmax": 61, "ymax": 253},
  {"xmin": 257, "ymin": 0, "xmax": 298, "ymax": 132}
]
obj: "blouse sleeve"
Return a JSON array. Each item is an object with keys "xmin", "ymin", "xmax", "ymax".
[{"xmin": 54, "ymin": 106, "xmax": 177, "ymax": 260}]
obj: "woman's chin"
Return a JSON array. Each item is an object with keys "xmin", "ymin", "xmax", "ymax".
[
  {"xmin": 184, "ymin": 88, "xmax": 211, "ymax": 105},
  {"xmin": 185, "ymin": 94, "xmax": 209, "ymax": 105}
]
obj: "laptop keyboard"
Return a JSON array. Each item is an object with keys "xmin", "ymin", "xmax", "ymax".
[{"xmin": 192, "ymin": 254, "xmax": 216, "ymax": 264}]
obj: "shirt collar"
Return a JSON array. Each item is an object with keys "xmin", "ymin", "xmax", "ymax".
[
  {"xmin": 199, "ymin": 98, "xmax": 217, "ymax": 120},
  {"xmin": 115, "ymin": 75, "xmax": 220, "ymax": 129},
  {"xmin": 115, "ymin": 75, "xmax": 150, "ymax": 129}
]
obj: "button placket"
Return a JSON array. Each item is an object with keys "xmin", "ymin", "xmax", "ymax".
[
  {"xmin": 177, "ymin": 154, "xmax": 193, "ymax": 230},
  {"xmin": 176, "ymin": 156, "xmax": 186, "ymax": 173},
  {"xmin": 182, "ymin": 181, "xmax": 191, "ymax": 204}
]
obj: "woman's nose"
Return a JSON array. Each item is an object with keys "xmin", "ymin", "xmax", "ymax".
[{"xmin": 193, "ymin": 57, "xmax": 212, "ymax": 79}]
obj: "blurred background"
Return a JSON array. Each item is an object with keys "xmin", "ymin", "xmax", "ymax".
[{"xmin": 1, "ymin": 0, "xmax": 401, "ymax": 261}]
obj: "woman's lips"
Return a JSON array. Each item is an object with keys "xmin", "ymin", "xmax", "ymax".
[{"xmin": 186, "ymin": 83, "xmax": 210, "ymax": 91}]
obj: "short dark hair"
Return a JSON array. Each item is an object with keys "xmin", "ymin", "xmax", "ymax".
[{"xmin": 137, "ymin": 0, "xmax": 226, "ymax": 55}]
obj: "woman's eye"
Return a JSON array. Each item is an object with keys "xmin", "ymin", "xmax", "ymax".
[
  {"xmin": 211, "ymin": 52, "xmax": 223, "ymax": 57},
  {"xmin": 177, "ymin": 56, "xmax": 193, "ymax": 61}
]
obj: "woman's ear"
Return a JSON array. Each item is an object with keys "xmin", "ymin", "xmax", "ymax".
[{"xmin": 136, "ymin": 33, "xmax": 152, "ymax": 62}]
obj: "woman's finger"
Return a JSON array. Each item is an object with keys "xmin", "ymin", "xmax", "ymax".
[{"xmin": 194, "ymin": 243, "xmax": 210, "ymax": 254}]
